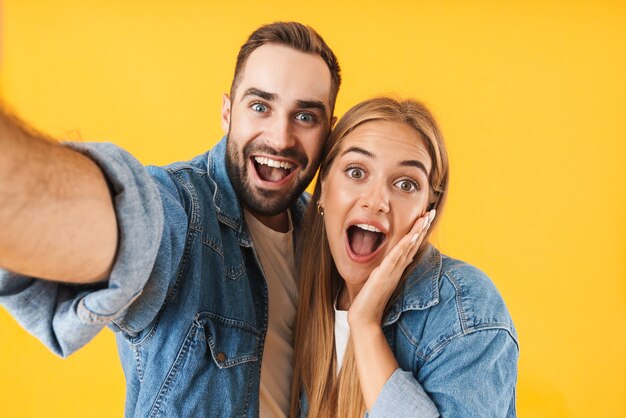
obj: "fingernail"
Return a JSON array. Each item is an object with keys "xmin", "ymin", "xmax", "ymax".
[
  {"xmin": 423, "ymin": 211, "xmax": 434, "ymax": 230},
  {"xmin": 411, "ymin": 233, "xmax": 419, "ymax": 243}
]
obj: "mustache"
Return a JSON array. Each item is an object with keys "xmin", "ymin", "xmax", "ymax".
[{"xmin": 243, "ymin": 142, "xmax": 309, "ymax": 167}]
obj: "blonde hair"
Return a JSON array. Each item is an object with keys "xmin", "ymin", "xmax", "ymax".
[{"xmin": 290, "ymin": 97, "xmax": 449, "ymax": 417}]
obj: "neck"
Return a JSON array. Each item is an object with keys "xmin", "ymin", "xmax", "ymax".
[
  {"xmin": 248, "ymin": 210, "xmax": 290, "ymax": 233},
  {"xmin": 337, "ymin": 281, "xmax": 365, "ymax": 311}
]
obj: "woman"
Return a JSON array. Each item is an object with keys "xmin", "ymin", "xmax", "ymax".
[{"xmin": 291, "ymin": 97, "xmax": 518, "ymax": 417}]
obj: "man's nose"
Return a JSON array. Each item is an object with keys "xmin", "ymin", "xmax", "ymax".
[
  {"xmin": 266, "ymin": 117, "xmax": 295, "ymax": 151},
  {"xmin": 360, "ymin": 182, "xmax": 390, "ymax": 214}
]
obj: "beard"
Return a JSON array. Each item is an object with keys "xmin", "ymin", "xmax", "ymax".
[{"xmin": 225, "ymin": 134, "xmax": 318, "ymax": 216}]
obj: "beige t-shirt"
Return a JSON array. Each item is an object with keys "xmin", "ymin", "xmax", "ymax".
[{"xmin": 244, "ymin": 210, "xmax": 298, "ymax": 418}]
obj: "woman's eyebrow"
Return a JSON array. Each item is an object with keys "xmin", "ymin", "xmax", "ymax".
[
  {"xmin": 400, "ymin": 160, "xmax": 429, "ymax": 176},
  {"xmin": 341, "ymin": 146, "xmax": 429, "ymax": 175},
  {"xmin": 341, "ymin": 146, "xmax": 374, "ymax": 158}
]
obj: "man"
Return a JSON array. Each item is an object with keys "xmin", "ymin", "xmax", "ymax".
[{"xmin": 0, "ymin": 22, "xmax": 340, "ymax": 417}]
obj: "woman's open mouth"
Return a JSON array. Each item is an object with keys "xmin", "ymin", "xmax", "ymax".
[{"xmin": 345, "ymin": 223, "xmax": 387, "ymax": 262}]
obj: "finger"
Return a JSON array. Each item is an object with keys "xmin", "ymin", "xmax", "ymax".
[
  {"xmin": 400, "ymin": 210, "xmax": 435, "ymax": 265},
  {"xmin": 405, "ymin": 213, "xmax": 430, "ymax": 251},
  {"xmin": 407, "ymin": 209, "xmax": 436, "ymax": 261},
  {"xmin": 393, "ymin": 224, "xmax": 426, "ymax": 274},
  {"xmin": 374, "ymin": 210, "xmax": 435, "ymax": 282},
  {"xmin": 407, "ymin": 213, "xmax": 429, "ymax": 237}
]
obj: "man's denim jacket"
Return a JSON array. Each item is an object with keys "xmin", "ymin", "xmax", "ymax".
[
  {"xmin": 1, "ymin": 138, "xmax": 324, "ymax": 417},
  {"xmin": 0, "ymin": 137, "xmax": 515, "ymax": 417}
]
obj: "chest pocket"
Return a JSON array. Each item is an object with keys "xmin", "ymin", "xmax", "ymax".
[
  {"xmin": 202, "ymin": 228, "xmax": 246, "ymax": 280},
  {"xmin": 199, "ymin": 312, "xmax": 260, "ymax": 368}
]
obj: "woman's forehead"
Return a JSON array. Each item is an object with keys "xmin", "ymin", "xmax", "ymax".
[{"xmin": 338, "ymin": 120, "xmax": 432, "ymax": 172}]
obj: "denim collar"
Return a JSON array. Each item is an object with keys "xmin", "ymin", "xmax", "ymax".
[
  {"xmin": 207, "ymin": 136, "xmax": 307, "ymax": 247},
  {"xmin": 383, "ymin": 244, "xmax": 442, "ymax": 327}
]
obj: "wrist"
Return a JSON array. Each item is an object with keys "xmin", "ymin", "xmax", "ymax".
[{"xmin": 348, "ymin": 320, "xmax": 384, "ymax": 339}]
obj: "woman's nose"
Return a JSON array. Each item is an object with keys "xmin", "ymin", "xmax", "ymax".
[{"xmin": 360, "ymin": 184, "xmax": 390, "ymax": 213}]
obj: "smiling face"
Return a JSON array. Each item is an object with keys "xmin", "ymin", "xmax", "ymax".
[
  {"xmin": 320, "ymin": 120, "xmax": 432, "ymax": 288},
  {"xmin": 222, "ymin": 44, "xmax": 333, "ymax": 219}
]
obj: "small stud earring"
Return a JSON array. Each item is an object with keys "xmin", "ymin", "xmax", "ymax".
[{"xmin": 317, "ymin": 200, "xmax": 324, "ymax": 216}]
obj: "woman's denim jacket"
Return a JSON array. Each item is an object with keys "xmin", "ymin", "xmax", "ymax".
[
  {"xmin": 0, "ymin": 138, "xmax": 322, "ymax": 417},
  {"xmin": 299, "ymin": 244, "xmax": 519, "ymax": 418},
  {"xmin": 351, "ymin": 244, "xmax": 519, "ymax": 417}
]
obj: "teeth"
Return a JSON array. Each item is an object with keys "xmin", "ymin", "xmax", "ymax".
[
  {"xmin": 355, "ymin": 223, "xmax": 382, "ymax": 233},
  {"xmin": 254, "ymin": 156, "xmax": 294, "ymax": 170}
]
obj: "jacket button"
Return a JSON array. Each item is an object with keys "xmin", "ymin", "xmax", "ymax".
[{"xmin": 216, "ymin": 352, "xmax": 227, "ymax": 362}]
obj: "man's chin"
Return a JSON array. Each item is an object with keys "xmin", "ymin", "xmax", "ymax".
[{"xmin": 242, "ymin": 186, "xmax": 301, "ymax": 216}]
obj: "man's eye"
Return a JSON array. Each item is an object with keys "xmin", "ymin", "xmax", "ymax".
[
  {"xmin": 395, "ymin": 179, "xmax": 418, "ymax": 192},
  {"xmin": 251, "ymin": 103, "xmax": 268, "ymax": 113},
  {"xmin": 296, "ymin": 113, "xmax": 315, "ymax": 123},
  {"xmin": 346, "ymin": 168, "xmax": 365, "ymax": 179}
]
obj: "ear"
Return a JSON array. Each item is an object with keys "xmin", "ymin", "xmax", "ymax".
[
  {"xmin": 221, "ymin": 93, "xmax": 231, "ymax": 133},
  {"xmin": 319, "ymin": 178, "xmax": 327, "ymax": 205}
]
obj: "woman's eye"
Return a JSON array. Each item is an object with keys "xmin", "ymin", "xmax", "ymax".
[
  {"xmin": 346, "ymin": 168, "xmax": 365, "ymax": 180},
  {"xmin": 251, "ymin": 103, "xmax": 268, "ymax": 113},
  {"xmin": 395, "ymin": 179, "xmax": 418, "ymax": 192},
  {"xmin": 295, "ymin": 113, "xmax": 315, "ymax": 123}
]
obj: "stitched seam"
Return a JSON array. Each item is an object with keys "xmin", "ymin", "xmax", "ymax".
[
  {"xmin": 78, "ymin": 288, "xmax": 143, "ymax": 323},
  {"xmin": 202, "ymin": 235, "xmax": 224, "ymax": 257},
  {"xmin": 419, "ymin": 326, "xmax": 517, "ymax": 363},
  {"xmin": 133, "ymin": 345, "xmax": 144, "ymax": 384},
  {"xmin": 397, "ymin": 320, "xmax": 420, "ymax": 348},
  {"xmin": 444, "ymin": 272, "xmax": 469, "ymax": 333},
  {"xmin": 127, "ymin": 225, "xmax": 195, "ymax": 348},
  {"xmin": 239, "ymin": 321, "xmax": 262, "ymax": 418},
  {"xmin": 148, "ymin": 319, "xmax": 199, "ymax": 417},
  {"xmin": 418, "ymin": 330, "xmax": 464, "ymax": 362},
  {"xmin": 204, "ymin": 312, "xmax": 260, "ymax": 336},
  {"xmin": 171, "ymin": 170, "xmax": 202, "ymax": 233}
]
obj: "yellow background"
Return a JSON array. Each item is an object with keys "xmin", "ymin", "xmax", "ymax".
[{"xmin": 1, "ymin": 1, "xmax": 625, "ymax": 417}]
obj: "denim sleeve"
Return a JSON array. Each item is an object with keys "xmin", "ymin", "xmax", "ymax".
[
  {"xmin": 367, "ymin": 328, "xmax": 517, "ymax": 417},
  {"xmin": 366, "ymin": 368, "xmax": 440, "ymax": 418},
  {"xmin": 0, "ymin": 142, "xmax": 187, "ymax": 357},
  {"xmin": 418, "ymin": 328, "xmax": 519, "ymax": 417}
]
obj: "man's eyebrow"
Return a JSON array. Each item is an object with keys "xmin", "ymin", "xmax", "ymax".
[
  {"xmin": 342, "ymin": 146, "xmax": 429, "ymax": 175},
  {"xmin": 241, "ymin": 88, "xmax": 276, "ymax": 101},
  {"xmin": 296, "ymin": 99, "xmax": 327, "ymax": 114}
]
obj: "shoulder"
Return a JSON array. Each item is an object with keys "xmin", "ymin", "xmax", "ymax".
[
  {"xmin": 394, "ymin": 248, "xmax": 518, "ymax": 361},
  {"xmin": 148, "ymin": 152, "xmax": 210, "ymax": 184},
  {"xmin": 439, "ymin": 255, "xmax": 516, "ymax": 336},
  {"xmin": 141, "ymin": 151, "xmax": 212, "ymax": 202}
]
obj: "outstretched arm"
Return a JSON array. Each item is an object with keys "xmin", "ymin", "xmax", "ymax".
[{"xmin": 0, "ymin": 107, "xmax": 118, "ymax": 283}]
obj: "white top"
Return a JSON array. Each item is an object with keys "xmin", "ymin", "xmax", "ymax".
[
  {"xmin": 244, "ymin": 210, "xmax": 298, "ymax": 418},
  {"xmin": 334, "ymin": 304, "xmax": 350, "ymax": 374}
]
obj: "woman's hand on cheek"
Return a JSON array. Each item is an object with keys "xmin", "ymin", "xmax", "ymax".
[{"xmin": 347, "ymin": 210, "xmax": 435, "ymax": 331}]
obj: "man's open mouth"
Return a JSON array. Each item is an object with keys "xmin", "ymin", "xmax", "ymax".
[
  {"xmin": 347, "ymin": 223, "xmax": 387, "ymax": 258},
  {"xmin": 252, "ymin": 156, "xmax": 296, "ymax": 183}
]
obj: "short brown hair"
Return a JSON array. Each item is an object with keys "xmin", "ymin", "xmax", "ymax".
[{"xmin": 230, "ymin": 22, "xmax": 341, "ymax": 112}]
